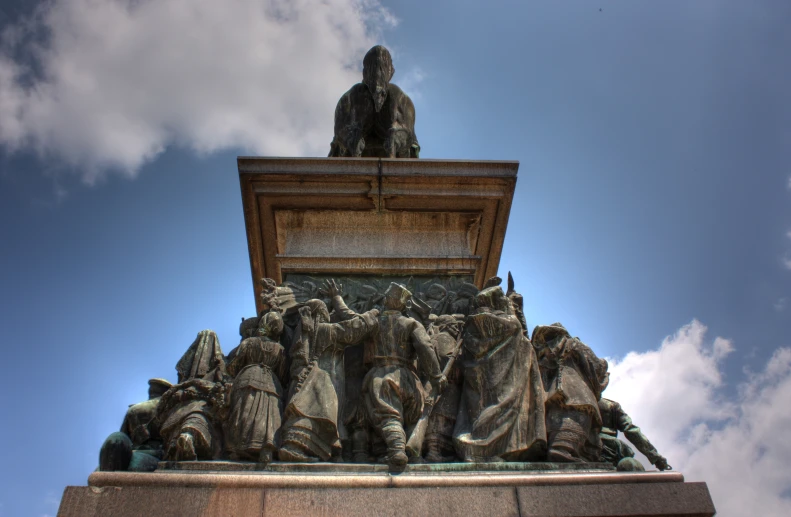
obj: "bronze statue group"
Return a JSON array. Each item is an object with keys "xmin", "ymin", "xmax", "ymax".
[{"xmin": 99, "ymin": 275, "xmax": 670, "ymax": 473}]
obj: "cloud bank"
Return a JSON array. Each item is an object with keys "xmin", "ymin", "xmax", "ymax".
[
  {"xmin": 0, "ymin": 0, "xmax": 395, "ymax": 182},
  {"xmin": 606, "ymin": 320, "xmax": 791, "ymax": 517}
]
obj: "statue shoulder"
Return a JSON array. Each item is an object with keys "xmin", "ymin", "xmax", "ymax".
[{"xmin": 387, "ymin": 84, "xmax": 414, "ymax": 107}]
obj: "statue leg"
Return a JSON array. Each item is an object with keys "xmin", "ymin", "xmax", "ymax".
[{"xmin": 546, "ymin": 406, "xmax": 592, "ymax": 462}]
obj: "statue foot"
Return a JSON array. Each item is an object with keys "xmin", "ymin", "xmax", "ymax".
[
  {"xmin": 547, "ymin": 448, "xmax": 580, "ymax": 463},
  {"xmin": 385, "ymin": 450, "xmax": 408, "ymax": 471},
  {"xmin": 424, "ymin": 449, "xmax": 444, "ymax": 464},
  {"xmin": 278, "ymin": 446, "xmax": 318, "ymax": 463},
  {"xmin": 175, "ymin": 433, "xmax": 197, "ymax": 462},
  {"xmin": 258, "ymin": 449, "xmax": 273, "ymax": 466},
  {"xmin": 616, "ymin": 457, "xmax": 645, "ymax": 472}
]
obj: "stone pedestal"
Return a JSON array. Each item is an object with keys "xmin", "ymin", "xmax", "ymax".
[
  {"xmin": 59, "ymin": 157, "xmax": 717, "ymax": 516},
  {"xmin": 238, "ymin": 157, "xmax": 517, "ymax": 314},
  {"xmin": 58, "ymin": 468, "xmax": 715, "ymax": 517}
]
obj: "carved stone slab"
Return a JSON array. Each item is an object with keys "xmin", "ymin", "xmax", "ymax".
[{"xmin": 238, "ymin": 157, "xmax": 517, "ymax": 315}]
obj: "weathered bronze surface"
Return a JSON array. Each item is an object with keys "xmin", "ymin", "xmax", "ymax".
[
  {"xmin": 98, "ymin": 276, "xmax": 671, "ymax": 474},
  {"xmin": 329, "ymin": 46, "xmax": 419, "ymax": 158}
]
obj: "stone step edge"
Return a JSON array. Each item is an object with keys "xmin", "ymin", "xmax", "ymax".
[{"xmin": 87, "ymin": 470, "xmax": 684, "ymax": 489}]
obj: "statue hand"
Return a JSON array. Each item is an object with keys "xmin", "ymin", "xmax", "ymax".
[
  {"xmin": 369, "ymin": 308, "xmax": 380, "ymax": 318},
  {"xmin": 353, "ymin": 137, "xmax": 365, "ymax": 157},
  {"xmin": 431, "ymin": 374, "xmax": 448, "ymax": 394},
  {"xmin": 324, "ymin": 279, "xmax": 343, "ymax": 298},
  {"xmin": 654, "ymin": 457, "xmax": 671, "ymax": 471}
]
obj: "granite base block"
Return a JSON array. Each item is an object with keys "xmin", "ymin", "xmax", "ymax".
[{"xmin": 58, "ymin": 470, "xmax": 715, "ymax": 517}]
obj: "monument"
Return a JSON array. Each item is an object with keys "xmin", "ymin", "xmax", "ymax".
[{"xmin": 58, "ymin": 45, "xmax": 716, "ymax": 516}]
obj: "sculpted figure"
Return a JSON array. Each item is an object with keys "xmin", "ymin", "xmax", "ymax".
[
  {"xmin": 120, "ymin": 378, "xmax": 173, "ymax": 455},
  {"xmin": 361, "ymin": 283, "xmax": 445, "ymax": 469},
  {"xmin": 225, "ymin": 311, "xmax": 287, "ymax": 465},
  {"xmin": 279, "ymin": 281, "xmax": 379, "ymax": 462},
  {"xmin": 157, "ymin": 330, "xmax": 230, "ymax": 461},
  {"xmin": 421, "ymin": 314, "xmax": 465, "ymax": 462},
  {"xmin": 175, "ymin": 329, "xmax": 227, "ymax": 383},
  {"xmin": 532, "ymin": 323, "xmax": 608, "ymax": 463},
  {"xmin": 598, "ymin": 374, "xmax": 671, "ymax": 471},
  {"xmin": 448, "ymin": 282, "xmax": 479, "ymax": 316},
  {"xmin": 417, "ymin": 283, "xmax": 453, "ymax": 317},
  {"xmin": 99, "ymin": 378, "xmax": 173, "ymax": 472},
  {"xmin": 329, "ymin": 45, "xmax": 419, "ymax": 158},
  {"xmin": 453, "ymin": 287, "xmax": 547, "ymax": 462}
]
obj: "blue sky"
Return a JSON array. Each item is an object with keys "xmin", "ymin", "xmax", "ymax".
[{"xmin": 1, "ymin": 1, "xmax": 790, "ymax": 516}]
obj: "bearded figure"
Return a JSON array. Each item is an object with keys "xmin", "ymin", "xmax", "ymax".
[{"xmin": 329, "ymin": 45, "xmax": 419, "ymax": 158}]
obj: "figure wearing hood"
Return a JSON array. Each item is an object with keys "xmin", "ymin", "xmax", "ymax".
[
  {"xmin": 453, "ymin": 287, "xmax": 547, "ymax": 462},
  {"xmin": 157, "ymin": 330, "xmax": 230, "ymax": 462},
  {"xmin": 532, "ymin": 323, "xmax": 608, "ymax": 463},
  {"xmin": 329, "ymin": 45, "xmax": 419, "ymax": 158}
]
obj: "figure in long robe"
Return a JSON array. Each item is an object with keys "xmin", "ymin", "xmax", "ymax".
[
  {"xmin": 453, "ymin": 286, "xmax": 547, "ymax": 462},
  {"xmin": 225, "ymin": 311, "xmax": 286, "ymax": 464},
  {"xmin": 157, "ymin": 330, "xmax": 229, "ymax": 461},
  {"xmin": 279, "ymin": 287, "xmax": 378, "ymax": 462},
  {"xmin": 329, "ymin": 45, "xmax": 419, "ymax": 158}
]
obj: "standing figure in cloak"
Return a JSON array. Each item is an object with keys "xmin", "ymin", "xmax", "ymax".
[
  {"xmin": 423, "ymin": 314, "xmax": 465, "ymax": 462},
  {"xmin": 329, "ymin": 45, "xmax": 419, "ymax": 158},
  {"xmin": 360, "ymin": 283, "xmax": 445, "ymax": 469},
  {"xmin": 453, "ymin": 287, "xmax": 547, "ymax": 462},
  {"xmin": 157, "ymin": 330, "xmax": 230, "ymax": 462},
  {"xmin": 532, "ymin": 323, "xmax": 609, "ymax": 463},
  {"xmin": 279, "ymin": 281, "xmax": 379, "ymax": 462},
  {"xmin": 225, "ymin": 311, "xmax": 287, "ymax": 465},
  {"xmin": 598, "ymin": 373, "xmax": 671, "ymax": 471}
]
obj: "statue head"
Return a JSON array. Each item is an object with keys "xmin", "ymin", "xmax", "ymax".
[
  {"xmin": 530, "ymin": 322, "xmax": 570, "ymax": 346},
  {"xmin": 147, "ymin": 378, "xmax": 172, "ymax": 400},
  {"xmin": 383, "ymin": 282, "xmax": 412, "ymax": 312},
  {"xmin": 362, "ymin": 45, "xmax": 394, "ymax": 113},
  {"xmin": 260, "ymin": 311, "xmax": 285, "ymax": 339},
  {"xmin": 456, "ymin": 282, "xmax": 479, "ymax": 299},
  {"xmin": 474, "ymin": 286, "xmax": 512, "ymax": 314},
  {"xmin": 426, "ymin": 283, "xmax": 447, "ymax": 301},
  {"xmin": 239, "ymin": 316, "xmax": 260, "ymax": 339},
  {"xmin": 304, "ymin": 299, "xmax": 331, "ymax": 324}
]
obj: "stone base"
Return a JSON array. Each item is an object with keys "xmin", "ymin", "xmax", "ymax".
[{"xmin": 58, "ymin": 469, "xmax": 715, "ymax": 516}]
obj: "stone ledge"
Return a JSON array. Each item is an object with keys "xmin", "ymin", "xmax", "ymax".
[
  {"xmin": 59, "ymin": 480, "xmax": 715, "ymax": 517},
  {"xmin": 156, "ymin": 460, "xmax": 616, "ymax": 474},
  {"xmin": 88, "ymin": 470, "xmax": 683, "ymax": 489}
]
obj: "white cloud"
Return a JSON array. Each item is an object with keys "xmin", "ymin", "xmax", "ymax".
[
  {"xmin": 775, "ymin": 298, "xmax": 787, "ymax": 312},
  {"xmin": 783, "ymin": 256, "xmax": 791, "ymax": 270},
  {"xmin": 606, "ymin": 320, "xmax": 791, "ymax": 517},
  {"xmin": 0, "ymin": 0, "xmax": 396, "ymax": 183}
]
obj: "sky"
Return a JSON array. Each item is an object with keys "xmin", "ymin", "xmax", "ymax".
[{"xmin": 0, "ymin": 1, "xmax": 790, "ymax": 516}]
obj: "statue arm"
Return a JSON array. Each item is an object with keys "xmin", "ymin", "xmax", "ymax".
[
  {"xmin": 411, "ymin": 323, "xmax": 445, "ymax": 388},
  {"xmin": 330, "ymin": 294, "xmax": 358, "ymax": 321},
  {"xmin": 332, "ymin": 89, "xmax": 366, "ymax": 157},
  {"xmin": 617, "ymin": 405, "xmax": 668, "ymax": 467},
  {"xmin": 331, "ymin": 310, "xmax": 379, "ymax": 347}
]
